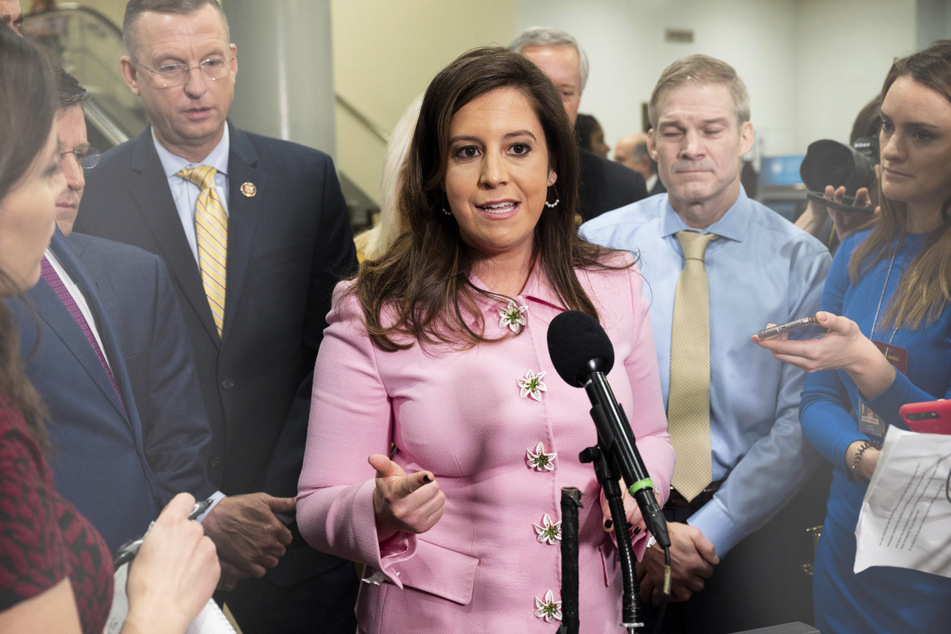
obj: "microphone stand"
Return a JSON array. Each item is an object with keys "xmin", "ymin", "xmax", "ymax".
[
  {"xmin": 557, "ymin": 487, "xmax": 583, "ymax": 634},
  {"xmin": 580, "ymin": 444, "xmax": 643, "ymax": 633}
]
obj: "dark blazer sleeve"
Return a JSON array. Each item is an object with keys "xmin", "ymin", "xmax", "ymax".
[
  {"xmin": 262, "ymin": 152, "xmax": 358, "ymax": 497},
  {"xmin": 69, "ymin": 233, "xmax": 216, "ymax": 501}
]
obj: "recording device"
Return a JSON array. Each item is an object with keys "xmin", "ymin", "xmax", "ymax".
[
  {"xmin": 547, "ymin": 310, "xmax": 670, "ymax": 549},
  {"xmin": 800, "ymin": 136, "xmax": 879, "ymax": 198},
  {"xmin": 756, "ymin": 316, "xmax": 821, "ymax": 340},
  {"xmin": 900, "ymin": 399, "xmax": 951, "ymax": 435},
  {"xmin": 805, "ymin": 190, "xmax": 876, "ymax": 215}
]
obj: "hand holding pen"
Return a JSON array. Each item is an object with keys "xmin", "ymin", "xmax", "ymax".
[
  {"xmin": 120, "ymin": 493, "xmax": 220, "ymax": 633},
  {"xmin": 114, "ymin": 495, "xmax": 215, "ymax": 569}
]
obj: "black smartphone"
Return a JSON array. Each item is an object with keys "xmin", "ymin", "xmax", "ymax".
[
  {"xmin": 807, "ymin": 191, "xmax": 875, "ymax": 214},
  {"xmin": 756, "ymin": 316, "xmax": 820, "ymax": 340}
]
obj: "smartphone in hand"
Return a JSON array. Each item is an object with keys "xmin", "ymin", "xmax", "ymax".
[
  {"xmin": 756, "ymin": 316, "xmax": 821, "ymax": 340},
  {"xmin": 900, "ymin": 400, "xmax": 951, "ymax": 435},
  {"xmin": 806, "ymin": 191, "xmax": 876, "ymax": 214}
]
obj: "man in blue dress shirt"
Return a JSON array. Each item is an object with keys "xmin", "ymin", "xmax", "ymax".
[{"xmin": 582, "ymin": 54, "xmax": 831, "ymax": 632}]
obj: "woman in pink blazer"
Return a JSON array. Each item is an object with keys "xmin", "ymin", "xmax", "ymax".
[{"xmin": 297, "ymin": 47, "xmax": 673, "ymax": 632}]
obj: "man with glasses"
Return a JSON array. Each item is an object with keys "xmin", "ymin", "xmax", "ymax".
[
  {"xmin": 35, "ymin": 67, "xmax": 297, "ymax": 585},
  {"xmin": 75, "ymin": 1, "xmax": 358, "ymax": 632}
]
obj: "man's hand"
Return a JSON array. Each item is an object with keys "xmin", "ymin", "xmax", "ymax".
[
  {"xmin": 216, "ymin": 559, "xmax": 248, "ymax": 592},
  {"xmin": 369, "ymin": 454, "xmax": 445, "ymax": 543},
  {"xmin": 201, "ymin": 493, "xmax": 295, "ymax": 584},
  {"xmin": 637, "ymin": 522, "xmax": 718, "ymax": 605},
  {"xmin": 600, "ymin": 485, "xmax": 662, "ymax": 534}
]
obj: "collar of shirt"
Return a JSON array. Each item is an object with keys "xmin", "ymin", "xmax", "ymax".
[
  {"xmin": 659, "ymin": 187, "xmax": 751, "ymax": 245},
  {"xmin": 151, "ymin": 125, "xmax": 231, "ymax": 264},
  {"xmin": 152, "ymin": 124, "xmax": 230, "ymax": 181},
  {"xmin": 468, "ymin": 262, "xmax": 566, "ymax": 316}
]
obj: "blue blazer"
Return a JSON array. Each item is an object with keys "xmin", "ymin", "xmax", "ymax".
[
  {"xmin": 12, "ymin": 230, "xmax": 164, "ymax": 551},
  {"xmin": 69, "ymin": 232, "xmax": 215, "ymax": 503}
]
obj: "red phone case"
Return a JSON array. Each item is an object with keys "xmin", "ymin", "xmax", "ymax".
[{"xmin": 899, "ymin": 400, "xmax": 951, "ymax": 434}]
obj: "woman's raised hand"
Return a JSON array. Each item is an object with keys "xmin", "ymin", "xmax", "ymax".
[{"xmin": 368, "ymin": 454, "xmax": 446, "ymax": 543}]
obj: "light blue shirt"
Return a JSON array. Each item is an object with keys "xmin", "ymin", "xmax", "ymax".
[
  {"xmin": 581, "ymin": 188, "xmax": 831, "ymax": 555},
  {"xmin": 152, "ymin": 126, "xmax": 231, "ymax": 265}
]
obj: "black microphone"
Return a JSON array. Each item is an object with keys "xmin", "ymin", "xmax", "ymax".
[{"xmin": 547, "ymin": 310, "xmax": 670, "ymax": 549}]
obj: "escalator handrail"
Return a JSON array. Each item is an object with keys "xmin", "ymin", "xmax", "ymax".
[{"xmin": 22, "ymin": 2, "xmax": 123, "ymax": 40}]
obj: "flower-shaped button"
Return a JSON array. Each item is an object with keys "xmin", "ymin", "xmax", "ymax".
[
  {"xmin": 517, "ymin": 369, "xmax": 547, "ymax": 401},
  {"xmin": 533, "ymin": 513, "xmax": 562, "ymax": 545},
  {"xmin": 526, "ymin": 442, "xmax": 556, "ymax": 471},
  {"xmin": 499, "ymin": 300, "xmax": 528, "ymax": 333},
  {"xmin": 534, "ymin": 589, "xmax": 563, "ymax": 623}
]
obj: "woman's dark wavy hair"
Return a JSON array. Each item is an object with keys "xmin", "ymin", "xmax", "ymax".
[
  {"xmin": 850, "ymin": 39, "xmax": 951, "ymax": 330},
  {"xmin": 356, "ymin": 46, "xmax": 628, "ymax": 351},
  {"xmin": 0, "ymin": 27, "xmax": 55, "ymax": 449}
]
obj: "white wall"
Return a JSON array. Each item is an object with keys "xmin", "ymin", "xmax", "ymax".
[
  {"xmin": 331, "ymin": 0, "xmax": 516, "ymax": 204},
  {"xmin": 517, "ymin": 0, "xmax": 916, "ymax": 159},
  {"xmin": 794, "ymin": 0, "xmax": 917, "ymax": 151},
  {"xmin": 57, "ymin": 0, "xmax": 928, "ymax": 195}
]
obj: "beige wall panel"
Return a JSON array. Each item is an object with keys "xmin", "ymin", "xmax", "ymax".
[{"xmin": 331, "ymin": 0, "xmax": 517, "ymax": 204}]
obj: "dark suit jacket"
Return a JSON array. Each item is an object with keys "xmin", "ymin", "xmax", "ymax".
[
  {"xmin": 578, "ymin": 148, "xmax": 648, "ymax": 222},
  {"xmin": 648, "ymin": 175, "xmax": 667, "ymax": 196},
  {"xmin": 76, "ymin": 123, "xmax": 358, "ymax": 584},
  {"xmin": 69, "ymin": 232, "xmax": 216, "ymax": 502},
  {"xmin": 11, "ymin": 231, "xmax": 166, "ymax": 551}
]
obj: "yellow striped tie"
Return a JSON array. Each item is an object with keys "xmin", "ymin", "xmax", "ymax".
[{"xmin": 177, "ymin": 165, "xmax": 227, "ymax": 338}]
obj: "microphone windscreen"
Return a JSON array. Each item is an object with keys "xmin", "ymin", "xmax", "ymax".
[{"xmin": 547, "ymin": 310, "xmax": 615, "ymax": 387}]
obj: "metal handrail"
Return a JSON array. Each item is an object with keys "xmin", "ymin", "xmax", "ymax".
[
  {"xmin": 335, "ymin": 93, "xmax": 390, "ymax": 144},
  {"xmin": 23, "ymin": 2, "xmax": 146, "ymax": 145},
  {"xmin": 24, "ymin": 2, "xmax": 122, "ymax": 38}
]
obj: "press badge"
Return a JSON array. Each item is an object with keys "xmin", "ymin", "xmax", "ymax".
[{"xmin": 858, "ymin": 342, "xmax": 909, "ymax": 438}]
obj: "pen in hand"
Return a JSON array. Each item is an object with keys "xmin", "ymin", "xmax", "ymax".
[{"xmin": 113, "ymin": 496, "xmax": 215, "ymax": 570}]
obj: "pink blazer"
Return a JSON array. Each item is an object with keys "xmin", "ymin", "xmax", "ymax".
[{"xmin": 298, "ymin": 259, "xmax": 673, "ymax": 632}]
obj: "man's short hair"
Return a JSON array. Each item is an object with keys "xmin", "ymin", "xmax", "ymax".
[
  {"xmin": 56, "ymin": 68, "xmax": 89, "ymax": 110},
  {"xmin": 123, "ymin": 0, "xmax": 229, "ymax": 60},
  {"xmin": 508, "ymin": 26, "xmax": 589, "ymax": 91},
  {"xmin": 648, "ymin": 54, "xmax": 750, "ymax": 127}
]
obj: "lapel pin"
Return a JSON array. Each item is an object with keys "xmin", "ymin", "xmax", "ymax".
[{"xmin": 240, "ymin": 181, "xmax": 257, "ymax": 198}]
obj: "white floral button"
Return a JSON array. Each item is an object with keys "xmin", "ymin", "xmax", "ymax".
[
  {"xmin": 533, "ymin": 513, "xmax": 562, "ymax": 545},
  {"xmin": 534, "ymin": 589, "xmax": 563, "ymax": 623},
  {"xmin": 526, "ymin": 442, "xmax": 556, "ymax": 471},
  {"xmin": 517, "ymin": 369, "xmax": 547, "ymax": 401},
  {"xmin": 498, "ymin": 300, "xmax": 528, "ymax": 333}
]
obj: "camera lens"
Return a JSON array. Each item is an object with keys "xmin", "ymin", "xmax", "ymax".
[{"xmin": 800, "ymin": 139, "xmax": 877, "ymax": 195}]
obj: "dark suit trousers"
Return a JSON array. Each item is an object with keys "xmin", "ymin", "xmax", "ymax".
[
  {"xmin": 221, "ymin": 526, "xmax": 359, "ymax": 634},
  {"xmin": 643, "ymin": 466, "xmax": 830, "ymax": 633}
]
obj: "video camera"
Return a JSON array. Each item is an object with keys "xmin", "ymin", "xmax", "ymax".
[{"xmin": 799, "ymin": 136, "xmax": 879, "ymax": 196}]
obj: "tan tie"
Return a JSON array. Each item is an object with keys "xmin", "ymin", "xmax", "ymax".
[
  {"xmin": 177, "ymin": 165, "xmax": 227, "ymax": 338},
  {"xmin": 668, "ymin": 231, "xmax": 717, "ymax": 501}
]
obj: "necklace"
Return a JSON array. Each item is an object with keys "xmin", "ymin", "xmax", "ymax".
[{"xmin": 869, "ymin": 253, "xmax": 899, "ymax": 355}]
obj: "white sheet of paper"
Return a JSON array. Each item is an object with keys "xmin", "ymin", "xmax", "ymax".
[
  {"xmin": 854, "ymin": 426, "xmax": 951, "ymax": 578},
  {"xmin": 102, "ymin": 563, "xmax": 235, "ymax": 634}
]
